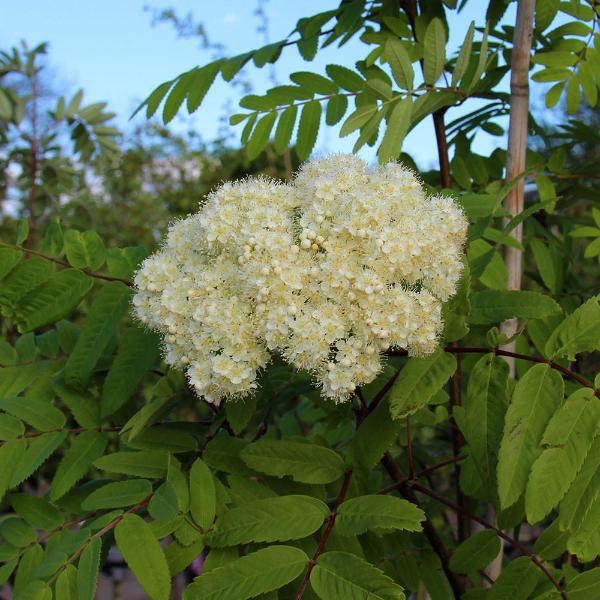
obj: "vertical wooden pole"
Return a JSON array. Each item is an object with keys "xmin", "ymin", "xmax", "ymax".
[
  {"xmin": 501, "ymin": 0, "xmax": 536, "ymax": 364},
  {"xmin": 493, "ymin": 0, "xmax": 537, "ymax": 585}
]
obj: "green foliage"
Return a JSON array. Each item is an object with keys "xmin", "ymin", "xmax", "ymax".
[
  {"xmin": 497, "ymin": 365, "xmax": 564, "ymax": 509},
  {"xmin": 189, "ymin": 458, "xmax": 216, "ymax": 530},
  {"xmin": 240, "ymin": 439, "xmax": 345, "ymax": 484},
  {"xmin": 115, "ymin": 514, "xmax": 171, "ymax": 600},
  {"xmin": 205, "ymin": 495, "xmax": 329, "ymax": 546},
  {"xmin": 2, "ymin": 1, "xmax": 600, "ymax": 598},
  {"xmin": 449, "ymin": 529, "xmax": 501, "ymax": 574},
  {"xmin": 310, "ymin": 551, "xmax": 405, "ymax": 600},
  {"xmin": 184, "ymin": 545, "xmax": 308, "ymax": 599},
  {"xmin": 50, "ymin": 431, "xmax": 108, "ymax": 500},
  {"xmin": 389, "ymin": 351, "xmax": 456, "ymax": 419},
  {"xmin": 334, "ymin": 495, "xmax": 424, "ymax": 535},
  {"xmin": 63, "ymin": 281, "xmax": 131, "ymax": 389}
]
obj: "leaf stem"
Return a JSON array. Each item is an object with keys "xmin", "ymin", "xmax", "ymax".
[
  {"xmin": 48, "ymin": 495, "xmax": 151, "ymax": 585},
  {"xmin": 377, "ymin": 455, "xmax": 465, "ymax": 495},
  {"xmin": 295, "ymin": 469, "xmax": 353, "ymax": 599},
  {"xmin": 406, "ymin": 416, "xmax": 414, "ymax": 480},
  {"xmin": 0, "ymin": 241, "xmax": 134, "ymax": 287},
  {"xmin": 380, "ymin": 453, "xmax": 464, "ymax": 598},
  {"xmin": 385, "ymin": 346, "xmax": 599, "ymax": 399},
  {"xmin": 408, "ymin": 482, "xmax": 567, "ymax": 599}
]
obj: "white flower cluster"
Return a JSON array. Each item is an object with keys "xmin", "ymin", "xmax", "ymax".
[{"xmin": 133, "ymin": 155, "xmax": 467, "ymax": 404}]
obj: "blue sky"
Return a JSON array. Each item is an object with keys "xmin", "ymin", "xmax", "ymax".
[{"xmin": 2, "ymin": 1, "xmax": 517, "ymax": 167}]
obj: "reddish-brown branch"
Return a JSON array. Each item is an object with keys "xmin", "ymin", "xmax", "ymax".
[
  {"xmin": 432, "ymin": 110, "xmax": 452, "ymax": 188},
  {"xmin": 363, "ymin": 367, "xmax": 401, "ymax": 417},
  {"xmin": 385, "ymin": 346, "xmax": 599, "ymax": 399},
  {"xmin": 49, "ymin": 495, "xmax": 152, "ymax": 585},
  {"xmin": 381, "ymin": 453, "xmax": 464, "ymax": 598},
  {"xmin": 295, "ymin": 469, "xmax": 353, "ymax": 599},
  {"xmin": 377, "ymin": 455, "xmax": 466, "ymax": 496},
  {"xmin": 408, "ymin": 482, "xmax": 567, "ymax": 599},
  {"xmin": 379, "ymin": 457, "xmax": 565, "ymax": 597},
  {"xmin": 0, "ymin": 242, "xmax": 134, "ymax": 287},
  {"xmin": 406, "ymin": 416, "xmax": 414, "ymax": 480}
]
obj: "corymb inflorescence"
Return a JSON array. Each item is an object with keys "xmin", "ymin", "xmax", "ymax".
[{"xmin": 133, "ymin": 154, "xmax": 467, "ymax": 404}]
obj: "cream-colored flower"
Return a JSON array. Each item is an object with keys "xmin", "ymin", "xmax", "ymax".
[{"xmin": 133, "ymin": 155, "xmax": 467, "ymax": 403}]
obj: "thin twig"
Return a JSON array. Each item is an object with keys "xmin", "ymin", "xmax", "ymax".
[
  {"xmin": 409, "ymin": 482, "xmax": 567, "ymax": 599},
  {"xmin": 48, "ymin": 495, "xmax": 152, "ymax": 585},
  {"xmin": 377, "ymin": 455, "xmax": 466, "ymax": 496},
  {"xmin": 295, "ymin": 469, "xmax": 353, "ymax": 599},
  {"xmin": 386, "ymin": 346, "xmax": 600, "ymax": 399},
  {"xmin": 0, "ymin": 242, "xmax": 134, "ymax": 287},
  {"xmin": 380, "ymin": 453, "xmax": 464, "ymax": 598},
  {"xmin": 406, "ymin": 416, "xmax": 414, "ymax": 480}
]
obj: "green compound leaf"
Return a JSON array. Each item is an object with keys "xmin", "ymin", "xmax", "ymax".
[
  {"xmin": 187, "ymin": 62, "xmax": 221, "ymax": 113},
  {"xmin": 94, "ymin": 450, "xmax": 168, "ymax": 478},
  {"xmin": 377, "ymin": 96, "xmax": 412, "ymax": 162},
  {"xmin": 273, "ymin": 104, "xmax": 297, "ymax": 154},
  {"xmin": 0, "ymin": 395, "xmax": 65, "ymax": 432},
  {"xmin": 115, "ymin": 514, "xmax": 171, "ymax": 600},
  {"xmin": 12, "ymin": 269, "xmax": 93, "ymax": 333},
  {"xmin": 77, "ymin": 536, "xmax": 102, "ymax": 600},
  {"xmin": 10, "ymin": 493, "xmax": 63, "ymax": 529},
  {"xmin": 296, "ymin": 100, "xmax": 321, "ymax": 160},
  {"xmin": 469, "ymin": 290, "xmax": 561, "ymax": 324},
  {"xmin": 389, "ymin": 351, "xmax": 456, "ymax": 420},
  {"xmin": 558, "ymin": 437, "xmax": 600, "ymax": 532},
  {"xmin": 325, "ymin": 94, "xmax": 348, "ymax": 126},
  {"xmin": 462, "ymin": 353, "xmax": 509, "ymax": 491},
  {"xmin": 452, "ymin": 21, "xmax": 475, "ymax": 87},
  {"xmin": 423, "ymin": 18, "xmax": 446, "ymax": 84},
  {"xmin": 81, "ymin": 479, "xmax": 152, "ymax": 511},
  {"xmin": 184, "ymin": 545, "xmax": 308, "ymax": 600},
  {"xmin": 534, "ymin": 519, "xmax": 569, "ymax": 561},
  {"xmin": 148, "ymin": 481, "xmax": 179, "ymax": 522},
  {"xmin": 497, "ymin": 365, "xmax": 564, "ymax": 509},
  {"xmin": 246, "ymin": 110, "xmax": 277, "ymax": 160},
  {"xmin": 326, "ymin": 64, "xmax": 365, "ymax": 92},
  {"xmin": 205, "ymin": 495, "xmax": 329, "ymax": 547},
  {"xmin": 310, "ymin": 551, "xmax": 405, "ymax": 600},
  {"xmin": 64, "ymin": 281, "xmax": 131, "ymax": 390},
  {"xmin": 567, "ymin": 569, "xmax": 600, "ymax": 600},
  {"xmin": 334, "ymin": 495, "xmax": 424, "ymax": 536},
  {"xmin": 290, "ymin": 71, "xmax": 338, "ymax": 95},
  {"xmin": 55, "ymin": 564, "xmax": 78, "ymax": 600},
  {"xmin": 545, "ymin": 294, "xmax": 600, "ymax": 359},
  {"xmin": 164, "ymin": 539, "xmax": 204, "ymax": 577},
  {"xmin": 488, "ymin": 556, "xmax": 540, "ymax": 600},
  {"xmin": 50, "ymin": 431, "xmax": 108, "ymax": 501},
  {"xmin": 11, "ymin": 432, "xmax": 66, "ymax": 488},
  {"xmin": 189, "ymin": 458, "xmax": 216, "ymax": 530},
  {"xmin": 384, "ymin": 39, "xmax": 414, "ymax": 91},
  {"xmin": 241, "ymin": 439, "xmax": 344, "ymax": 484},
  {"xmin": 64, "ymin": 230, "xmax": 105, "ymax": 271},
  {"xmin": 526, "ymin": 388, "xmax": 600, "ymax": 524},
  {"xmin": 101, "ymin": 326, "xmax": 160, "ymax": 417},
  {"xmin": 449, "ymin": 530, "xmax": 501, "ymax": 574}
]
